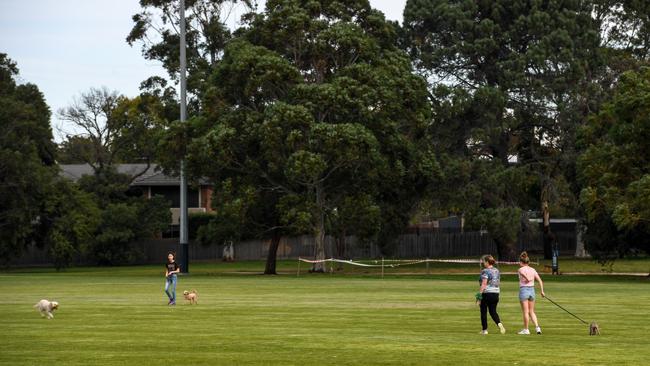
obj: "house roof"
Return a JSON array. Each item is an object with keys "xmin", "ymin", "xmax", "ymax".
[{"xmin": 60, "ymin": 164, "xmax": 210, "ymax": 186}]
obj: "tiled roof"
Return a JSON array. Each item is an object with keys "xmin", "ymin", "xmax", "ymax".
[{"xmin": 59, "ymin": 164, "xmax": 210, "ymax": 186}]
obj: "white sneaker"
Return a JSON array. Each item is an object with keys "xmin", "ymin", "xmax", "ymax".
[
  {"xmin": 480, "ymin": 330, "xmax": 488, "ymax": 335},
  {"xmin": 536, "ymin": 326, "xmax": 542, "ymax": 334},
  {"xmin": 498, "ymin": 323, "xmax": 506, "ymax": 334},
  {"xmin": 518, "ymin": 329, "xmax": 530, "ymax": 335}
]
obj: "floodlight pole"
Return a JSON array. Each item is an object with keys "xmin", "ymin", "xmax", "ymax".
[{"xmin": 179, "ymin": 0, "xmax": 189, "ymax": 274}]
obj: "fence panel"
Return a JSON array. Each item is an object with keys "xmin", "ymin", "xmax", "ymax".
[{"xmin": 9, "ymin": 229, "xmax": 575, "ymax": 266}]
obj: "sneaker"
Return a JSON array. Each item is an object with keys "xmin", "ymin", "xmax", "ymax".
[
  {"xmin": 498, "ymin": 323, "xmax": 506, "ymax": 334},
  {"xmin": 518, "ymin": 329, "xmax": 530, "ymax": 335},
  {"xmin": 169, "ymin": 301, "xmax": 176, "ymax": 306},
  {"xmin": 536, "ymin": 326, "xmax": 542, "ymax": 334},
  {"xmin": 480, "ymin": 330, "xmax": 488, "ymax": 335}
]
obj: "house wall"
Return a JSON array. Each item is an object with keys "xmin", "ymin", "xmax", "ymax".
[
  {"xmin": 150, "ymin": 185, "xmax": 199, "ymax": 207},
  {"xmin": 201, "ymin": 186, "xmax": 214, "ymax": 212}
]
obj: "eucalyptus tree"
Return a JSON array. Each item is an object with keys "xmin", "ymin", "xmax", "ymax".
[
  {"xmin": 403, "ymin": 0, "xmax": 603, "ymax": 258},
  {"xmin": 171, "ymin": 0, "xmax": 438, "ymax": 272}
]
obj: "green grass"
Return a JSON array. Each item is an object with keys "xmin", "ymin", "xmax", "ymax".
[
  {"xmin": 7, "ymin": 256, "xmax": 648, "ymax": 276},
  {"xmin": 1, "ymin": 265, "xmax": 649, "ymax": 365}
]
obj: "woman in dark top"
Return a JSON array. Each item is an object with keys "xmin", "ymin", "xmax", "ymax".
[{"xmin": 165, "ymin": 252, "xmax": 180, "ymax": 305}]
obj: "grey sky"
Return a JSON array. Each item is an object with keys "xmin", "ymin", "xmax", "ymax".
[{"xmin": 0, "ymin": 0, "xmax": 406, "ymax": 140}]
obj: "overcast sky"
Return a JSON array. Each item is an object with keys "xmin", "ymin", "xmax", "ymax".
[{"xmin": 0, "ymin": 0, "xmax": 406, "ymax": 140}]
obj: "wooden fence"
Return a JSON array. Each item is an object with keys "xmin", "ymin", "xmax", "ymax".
[{"xmin": 10, "ymin": 230, "xmax": 576, "ymax": 266}]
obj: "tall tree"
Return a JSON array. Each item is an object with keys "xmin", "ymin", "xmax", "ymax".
[
  {"xmin": 127, "ymin": 0, "xmax": 253, "ymax": 103},
  {"xmin": 403, "ymin": 0, "xmax": 603, "ymax": 259},
  {"xmin": 578, "ymin": 68, "xmax": 650, "ymax": 260},
  {"xmin": 0, "ymin": 53, "xmax": 58, "ymax": 260},
  {"xmin": 0, "ymin": 54, "xmax": 100, "ymax": 267},
  {"xmin": 58, "ymin": 88, "xmax": 170, "ymax": 179},
  {"xmin": 168, "ymin": 0, "xmax": 438, "ymax": 273}
]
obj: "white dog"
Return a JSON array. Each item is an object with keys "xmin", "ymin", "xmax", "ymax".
[{"xmin": 34, "ymin": 299, "xmax": 59, "ymax": 319}]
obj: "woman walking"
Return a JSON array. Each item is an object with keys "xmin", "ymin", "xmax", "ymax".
[
  {"xmin": 165, "ymin": 252, "xmax": 181, "ymax": 305},
  {"xmin": 517, "ymin": 251, "xmax": 545, "ymax": 334},
  {"xmin": 476, "ymin": 255, "xmax": 506, "ymax": 335}
]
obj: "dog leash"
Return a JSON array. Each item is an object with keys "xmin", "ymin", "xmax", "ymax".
[{"xmin": 544, "ymin": 295, "xmax": 588, "ymax": 324}]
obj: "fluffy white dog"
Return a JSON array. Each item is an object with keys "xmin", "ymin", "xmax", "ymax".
[{"xmin": 34, "ymin": 299, "xmax": 59, "ymax": 319}]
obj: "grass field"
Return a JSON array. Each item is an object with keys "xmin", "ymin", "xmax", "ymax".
[{"xmin": 2, "ymin": 262, "xmax": 649, "ymax": 365}]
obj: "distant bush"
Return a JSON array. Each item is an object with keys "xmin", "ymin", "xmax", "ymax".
[
  {"xmin": 90, "ymin": 197, "xmax": 171, "ymax": 265},
  {"xmin": 189, "ymin": 212, "xmax": 216, "ymax": 240}
]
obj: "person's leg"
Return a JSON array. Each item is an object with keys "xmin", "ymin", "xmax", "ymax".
[
  {"xmin": 164, "ymin": 278, "xmax": 172, "ymax": 301},
  {"xmin": 487, "ymin": 293, "xmax": 501, "ymax": 325},
  {"xmin": 171, "ymin": 275, "xmax": 177, "ymax": 303},
  {"xmin": 529, "ymin": 300, "xmax": 539, "ymax": 327},
  {"xmin": 520, "ymin": 301, "xmax": 530, "ymax": 329},
  {"xmin": 480, "ymin": 298, "xmax": 489, "ymax": 331}
]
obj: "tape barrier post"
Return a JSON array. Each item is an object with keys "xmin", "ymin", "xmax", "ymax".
[
  {"xmin": 381, "ymin": 257, "xmax": 385, "ymax": 279},
  {"xmin": 426, "ymin": 258, "xmax": 430, "ymax": 275}
]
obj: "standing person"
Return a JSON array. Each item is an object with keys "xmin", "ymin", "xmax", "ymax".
[
  {"xmin": 476, "ymin": 255, "xmax": 506, "ymax": 335},
  {"xmin": 165, "ymin": 252, "xmax": 180, "ymax": 305},
  {"xmin": 517, "ymin": 251, "xmax": 545, "ymax": 334}
]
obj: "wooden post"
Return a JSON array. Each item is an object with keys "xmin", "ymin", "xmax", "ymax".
[{"xmin": 297, "ymin": 257, "xmax": 301, "ymax": 277}]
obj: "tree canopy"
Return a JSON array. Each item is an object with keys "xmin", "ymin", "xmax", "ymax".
[
  {"xmin": 165, "ymin": 0, "xmax": 438, "ymax": 272},
  {"xmin": 578, "ymin": 68, "xmax": 650, "ymax": 258},
  {"xmin": 402, "ymin": 0, "xmax": 603, "ymax": 259}
]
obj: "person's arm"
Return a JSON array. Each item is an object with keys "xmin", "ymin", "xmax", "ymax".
[
  {"xmin": 534, "ymin": 272, "xmax": 545, "ymax": 297},
  {"xmin": 476, "ymin": 276, "xmax": 487, "ymax": 305}
]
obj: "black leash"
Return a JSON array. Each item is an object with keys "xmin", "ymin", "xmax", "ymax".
[{"xmin": 544, "ymin": 295, "xmax": 588, "ymax": 324}]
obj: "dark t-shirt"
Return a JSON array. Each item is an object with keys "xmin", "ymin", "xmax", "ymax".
[{"xmin": 166, "ymin": 261, "xmax": 179, "ymax": 274}]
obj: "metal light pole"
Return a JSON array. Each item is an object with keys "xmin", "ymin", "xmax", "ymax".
[{"xmin": 179, "ymin": 0, "xmax": 189, "ymax": 273}]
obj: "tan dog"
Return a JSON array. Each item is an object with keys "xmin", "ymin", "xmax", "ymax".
[
  {"xmin": 34, "ymin": 299, "xmax": 59, "ymax": 319},
  {"xmin": 589, "ymin": 321, "xmax": 601, "ymax": 335},
  {"xmin": 183, "ymin": 290, "xmax": 198, "ymax": 305}
]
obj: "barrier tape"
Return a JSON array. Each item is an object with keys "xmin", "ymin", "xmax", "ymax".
[{"xmin": 298, "ymin": 257, "xmax": 537, "ymax": 268}]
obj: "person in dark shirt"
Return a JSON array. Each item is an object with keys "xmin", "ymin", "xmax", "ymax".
[{"xmin": 164, "ymin": 252, "xmax": 180, "ymax": 305}]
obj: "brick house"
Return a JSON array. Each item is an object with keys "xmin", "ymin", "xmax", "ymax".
[{"xmin": 60, "ymin": 164, "xmax": 214, "ymax": 227}]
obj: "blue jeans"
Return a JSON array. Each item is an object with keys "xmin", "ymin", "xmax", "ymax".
[
  {"xmin": 519, "ymin": 286, "xmax": 536, "ymax": 301},
  {"xmin": 165, "ymin": 274, "xmax": 177, "ymax": 302}
]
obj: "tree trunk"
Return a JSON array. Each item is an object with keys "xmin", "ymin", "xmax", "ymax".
[
  {"xmin": 312, "ymin": 218, "xmax": 326, "ymax": 272},
  {"xmin": 494, "ymin": 238, "xmax": 517, "ymax": 262},
  {"xmin": 574, "ymin": 221, "xmax": 589, "ymax": 258},
  {"xmin": 335, "ymin": 230, "xmax": 346, "ymax": 271},
  {"xmin": 542, "ymin": 201, "xmax": 554, "ymax": 260},
  {"xmin": 312, "ymin": 185, "xmax": 326, "ymax": 272},
  {"xmin": 264, "ymin": 232, "xmax": 281, "ymax": 275}
]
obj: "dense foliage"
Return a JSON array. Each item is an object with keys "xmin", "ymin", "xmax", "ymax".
[{"xmin": 578, "ymin": 68, "xmax": 650, "ymax": 258}]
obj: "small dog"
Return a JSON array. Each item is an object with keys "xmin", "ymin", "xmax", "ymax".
[
  {"xmin": 589, "ymin": 321, "xmax": 601, "ymax": 335},
  {"xmin": 183, "ymin": 290, "xmax": 198, "ymax": 305},
  {"xmin": 34, "ymin": 299, "xmax": 59, "ymax": 319}
]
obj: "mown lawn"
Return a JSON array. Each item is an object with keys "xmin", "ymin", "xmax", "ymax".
[{"xmin": 1, "ymin": 264, "xmax": 649, "ymax": 365}]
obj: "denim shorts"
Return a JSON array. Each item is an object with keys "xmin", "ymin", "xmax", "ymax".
[{"xmin": 519, "ymin": 286, "xmax": 536, "ymax": 301}]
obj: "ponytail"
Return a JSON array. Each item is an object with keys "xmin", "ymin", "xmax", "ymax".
[{"xmin": 481, "ymin": 255, "xmax": 496, "ymax": 266}]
